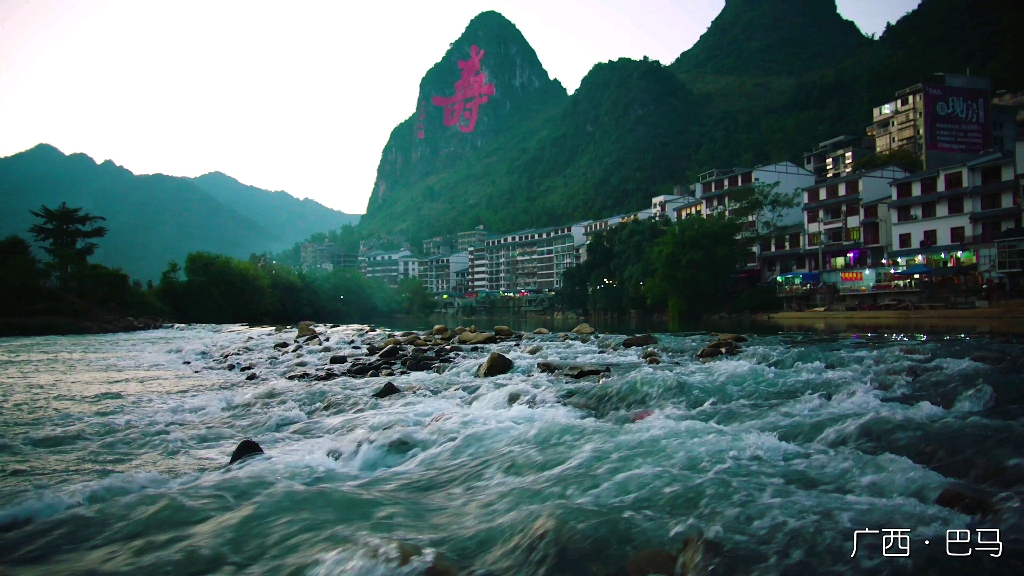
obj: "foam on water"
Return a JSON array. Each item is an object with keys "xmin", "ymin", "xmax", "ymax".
[{"xmin": 1, "ymin": 325, "xmax": 1022, "ymax": 574}]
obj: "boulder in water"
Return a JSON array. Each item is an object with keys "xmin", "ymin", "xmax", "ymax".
[
  {"xmin": 626, "ymin": 549, "xmax": 676, "ymax": 576},
  {"xmin": 526, "ymin": 345, "xmax": 543, "ymax": 355},
  {"xmin": 378, "ymin": 345, "xmax": 400, "ymax": 359},
  {"xmin": 273, "ymin": 341, "xmax": 289, "ymax": 349},
  {"xmin": 493, "ymin": 325, "xmax": 514, "ymax": 337},
  {"xmin": 229, "ymin": 439, "xmax": 264, "ymax": 465},
  {"xmin": 478, "ymin": 352, "xmax": 513, "ymax": 377},
  {"xmin": 717, "ymin": 333, "xmax": 748, "ymax": 343},
  {"xmin": 372, "ymin": 382, "xmax": 402, "ymax": 399},
  {"xmin": 329, "ymin": 354, "xmax": 348, "ymax": 365},
  {"xmin": 646, "ymin": 356, "xmax": 662, "ymax": 365},
  {"xmin": 432, "ymin": 324, "xmax": 448, "ymax": 336},
  {"xmin": 935, "ymin": 487, "xmax": 992, "ymax": 516},
  {"xmin": 641, "ymin": 349, "xmax": 661, "ymax": 360},
  {"xmin": 697, "ymin": 347, "xmax": 723, "ymax": 359},
  {"xmin": 533, "ymin": 327, "xmax": 550, "ymax": 334},
  {"xmin": 564, "ymin": 365, "xmax": 610, "ymax": 379},
  {"xmin": 245, "ymin": 372, "xmax": 259, "ymax": 381},
  {"xmin": 622, "ymin": 334, "xmax": 658, "ymax": 348},
  {"xmin": 297, "ymin": 321, "xmax": 317, "ymax": 338},
  {"xmin": 537, "ymin": 361, "xmax": 558, "ymax": 374},
  {"xmin": 571, "ymin": 323, "xmax": 595, "ymax": 334}
]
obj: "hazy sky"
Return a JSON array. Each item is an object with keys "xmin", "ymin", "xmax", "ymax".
[{"xmin": 0, "ymin": 0, "xmax": 920, "ymax": 214}]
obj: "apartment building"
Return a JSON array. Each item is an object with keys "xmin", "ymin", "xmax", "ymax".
[
  {"xmin": 803, "ymin": 135, "xmax": 875, "ymax": 181},
  {"xmin": 697, "ymin": 162, "xmax": 815, "ymax": 274},
  {"xmin": 423, "ymin": 251, "xmax": 470, "ymax": 294},
  {"xmin": 758, "ymin": 223, "xmax": 806, "ymax": 277},
  {"xmin": 299, "ymin": 241, "xmax": 359, "ymax": 272},
  {"xmin": 887, "ymin": 151, "xmax": 1020, "ymax": 272},
  {"xmin": 360, "ymin": 249, "xmax": 418, "ymax": 288},
  {"xmin": 802, "ymin": 166, "xmax": 908, "ymax": 272},
  {"xmin": 483, "ymin": 223, "xmax": 587, "ymax": 292}
]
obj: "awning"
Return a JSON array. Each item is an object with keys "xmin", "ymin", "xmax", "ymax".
[
  {"xmin": 894, "ymin": 263, "xmax": 932, "ymax": 276},
  {"xmin": 778, "ymin": 271, "xmax": 820, "ymax": 282}
]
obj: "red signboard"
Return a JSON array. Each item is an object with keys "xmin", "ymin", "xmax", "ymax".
[
  {"xmin": 923, "ymin": 84, "xmax": 991, "ymax": 154},
  {"xmin": 431, "ymin": 45, "xmax": 495, "ymax": 133},
  {"xmin": 841, "ymin": 271, "xmax": 864, "ymax": 282}
]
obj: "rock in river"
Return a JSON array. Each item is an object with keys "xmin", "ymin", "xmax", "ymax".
[
  {"xmin": 329, "ymin": 354, "xmax": 348, "ymax": 365},
  {"xmin": 493, "ymin": 325, "xmax": 514, "ymax": 337},
  {"xmin": 533, "ymin": 327, "xmax": 550, "ymax": 334},
  {"xmin": 564, "ymin": 365, "xmax": 610, "ymax": 379},
  {"xmin": 571, "ymin": 323, "xmax": 596, "ymax": 335},
  {"xmin": 622, "ymin": 334, "xmax": 658, "ymax": 348},
  {"xmin": 229, "ymin": 439, "xmax": 264, "ymax": 465},
  {"xmin": 372, "ymin": 382, "xmax": 402, "ymax": 399},
  {"xmin": 296, "ymin": 321, "xmax": 317, "ymax": 338},
  {"xmin": 478, "ymin": 352, "xmax": 513, "ymax": 377}
]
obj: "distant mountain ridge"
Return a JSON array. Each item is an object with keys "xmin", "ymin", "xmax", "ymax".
[{"xmin": 0, "ymin": 144, "xmax": 359, "ymax": 282}]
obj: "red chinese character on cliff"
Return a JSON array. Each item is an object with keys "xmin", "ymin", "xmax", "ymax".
[{"xmin": 431, "ymin": 45, "xmax": 495, "ymax": 133}]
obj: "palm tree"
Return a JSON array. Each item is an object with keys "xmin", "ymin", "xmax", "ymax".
[{"xmin": 28, "ymin": 202, "xmax": 107, "ymax": 291}]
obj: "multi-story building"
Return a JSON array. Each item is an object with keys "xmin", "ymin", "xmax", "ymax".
[
  {"xmin": 887, "ymin": 151, "xmax": 1020, "ymax": 273},
  {"xmin": 457, "ymin": 226, "xmax": 487, "ymax": 252},
  {"xmin": 803, "ymin": 135, "xmax": 875, "ymax": 181},
  {"xmin": 802, "ymin": 166, "xmax": 908, "ymax": 273},
  {"xmin": 300, "ymin": 241, "xmax": 359, "ymax": 272},
  {"xmin": 468, "ymin": 244, "xmax": 489, "ymax": 292},
  {"xmin": 696, "ymin": 161, "xmax": 815, "ymax": 275},
  {"xmin": 484, "ymin": 224, "xmax": 587, "ymax": 292},
  {"xmin": 869, "ymin": 74, "xmax": 1012, "ymax": 170},
  {"xmin": 422, "ymin": 236, "xmax": 453, "ymax": 256},
  {"xmin": 423, "ymin": 251, "xmax": 470, "ymax": 294},
  {"xmin": 360, "ymin": 249, "xmax": 417, "ymax": 288},
  {"xmin": 759, "ymin": 223, "xmax": 806, "ymax": 278}
]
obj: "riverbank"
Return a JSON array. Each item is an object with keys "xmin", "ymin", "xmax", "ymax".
[
  {"xmin": 0, "ymin": 315, "xmax": 167, "ymax": 337},
  {"xmin": 766, "ymin": 307, "xmax": 1024, "ymax": 334}
]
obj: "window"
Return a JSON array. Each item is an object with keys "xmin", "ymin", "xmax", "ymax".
[
  {"xmin": 759, "ymin": 239, "xmax": 771, "ymax": 252},
  {"xmin": 899, "ymin": 233, "xmax": 912, "ymax": 249},
  {"xmin": 944, "ymin": 171, "xmax": 963, "ymax": 190},
  {"xmin": 826, "ymin": 207, "xmax": 843, "ymax": 221},
  {"xmin": 950, "ymin": 226, "xmax": 965, "ymax": 243},
  {"xmin": 981, "ymin": 221, "xmax": 1001, "ymax": 242},
  {"xmin": 896, "ymin": 183, "xmax": 912, "ymax": 199},
  {"xmin": 714, "ymin": 179, "xmax": 724, "ymax": 191},
  {"xmin": 789, "ymin": 233, "xmax": 801, "ymax": 249},
  {"xmin": 807, "ymin": 210, "xmax": 818, "ymax": 224},
  {"xmin": 807, "ymin": 188, "xmax": 820, "ymax": 203},
  {"xmin": 922, "ymin": 202, "xmax": 936, "ymax": 219},
  {"xmin": 728, "ymin": 175, "xmax": 739, "ymax": 187},
  {"xmin": 808, "ymin": 232, "xmax": 820, "ymax": 247},
  {"xmin": 897, "ymin": 206, "xmax": 913, "ymax": 222},
  {"xmin": 846, "ymin": 202, "xmax": 859, "ymax": 218},
  {"xmin": 921, "ymin": 177, "xmax": 938, "ymax": 195},
  {"xmin": 863, "ymin": 222, "xmax": 880, "ymax": 245},
  {"xmin": 846, "ymin": 227, "xmax": 861, "ymax": 242},
  {"xmin": 774, "ymin": 236, "xmax": 786, "ymax": 250},
  {"xmin": 741, "ymin": 172, "xmax": 753, "ymax": 185},
  {"xmin": 702, "ymin": 182, "xmax": 712, "ymax": 193},
  {"xmin": 826, "ymin": 185, "xmax": 839, "ymax": 199},
  {"xmin": 826, "ymin": 228, "xmax": 844, "ymax": 243},
  {"xmin": 980, "ymin": 165, "xmax": 1002, "ymax": 185},
  {"xmin": 863, "ymin": 205, "xmax": 878, "ymax": 219},
  {"xmin": 923, "ymin": 229, "xmax": 937, "ymax": 246},
  {"xmin": 947, "ymin": 196, "xmax": 964, "ymax": 214},
  {"xmin": 845, "ymin": 181, "xmax": 858, "ymax": 195},
  {"xmin": 981, "ymin": 193, "xmax": 1002, "ymax": 211},
  {"xmin": 716, "ymin": 197, "xmax": 725, "ymax": 207}
]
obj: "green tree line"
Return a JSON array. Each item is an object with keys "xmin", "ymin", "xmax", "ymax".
[{"xmin": 1, "ymin": 204, "xmax": 436, "ymax": 325}]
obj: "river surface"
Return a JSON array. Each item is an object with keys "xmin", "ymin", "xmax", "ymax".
[{"xmin": 1, "ymin": 324, "xmax": 1022, "ymax": 575}]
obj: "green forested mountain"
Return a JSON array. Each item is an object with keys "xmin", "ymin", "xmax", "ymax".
[
  {"xmin": 360, "ymin": 0, "xmax": 1024, "ymax": 243},
  {"xmin": 191, "ymin": 171, "xmax": 359, "ymax": 245},
  {"xmin": 0, "ymin": 145, "xmax": 358, "ymax": 281}
]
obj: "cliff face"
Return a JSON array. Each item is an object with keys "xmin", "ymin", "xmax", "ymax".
[{"xmin": 364, "ymin": 11, "xmax": 566, "ymax": 222}]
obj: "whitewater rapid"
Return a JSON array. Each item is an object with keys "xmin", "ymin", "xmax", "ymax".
[{"xmin": 0, "ymin": 324, "xmax": 1021, "ymax": 575}]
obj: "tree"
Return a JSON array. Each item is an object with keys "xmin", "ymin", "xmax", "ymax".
[
  {"xmin": 28, "ymin": 202, "xmax": 108, "ymax": 291},
  {"xmin": 644, "ymin": 216, "xmax": 745, "ymax": 324},
  {"xmin": 730, "ymin": 181, "xmax": 801, "ymax": 279},
  {"xmin": 0, "ymin": 235, "xmax": 46, "ymax": 316},
  {"xmin": 397, "ymin": 276, "xmax": 435, "ymax": 316}
]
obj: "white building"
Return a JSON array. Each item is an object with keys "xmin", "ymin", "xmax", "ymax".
[
  {"xmin": 887, "ymin": 151, "xmax": 1020, "ymax": 272},
  {"xmin": 360, "ymin": 249, "xmax": 416, "ymax": 288},
  {"xmin": 802, "ymin": 166, "xmax": 908, "ymax": 272},
  {"xmin": 484, "ymin": 223, "xmax": 588, "ymax": 291}
]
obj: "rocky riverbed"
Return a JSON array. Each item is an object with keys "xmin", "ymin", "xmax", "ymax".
[{"xmin": 1, "ymin": 323, "xmax": 1023, "ymax": 575}]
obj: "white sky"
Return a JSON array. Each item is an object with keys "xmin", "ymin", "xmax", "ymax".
[{"xmin": 0, "ymin": 0, "xmax": 920, "ymax": 214}]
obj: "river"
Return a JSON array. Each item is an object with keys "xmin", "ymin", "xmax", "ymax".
[{"xmin": 1, "ymin": 324, "xmax": 1021, "ymax": 575}]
